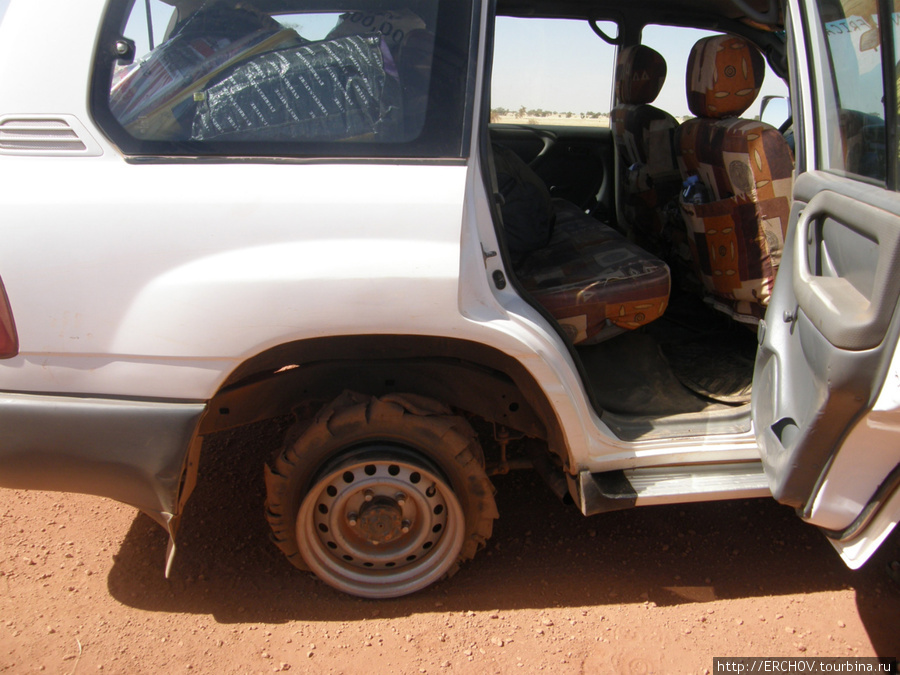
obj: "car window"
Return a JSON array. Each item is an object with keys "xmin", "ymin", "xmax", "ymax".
[
  {"xmin": 811, "ymin": 0, "xmax": 898, "ymax": 183},
  {"xmin": 490, "ymin": 17, "xmax": 618, "ymax": 127},
  {"xmin": 94, "ymin": 0, "xmax": 473, "ymax": 159},
  {"xmin": 490, "ymin": 20, "xmax": 789, "ymax": 130},
  {"xmin": 642, "ymin": 24, "xmax": 789, "ymax": 124}
]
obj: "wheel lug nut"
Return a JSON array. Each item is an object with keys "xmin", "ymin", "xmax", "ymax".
[
  {"xmin": 401, "ymin": 520, "xmax": 411, "ymax": 534},
  {"xmin": 363, "ymin": 489, "xmax": 374, "ymax": 502},
  {"xmin": 348, "ymin": 512, "xmax": 358, "ymax": 526},
  {"xmin": 395, "ymin": 492, "xmax": 407, "ymax": 505}
]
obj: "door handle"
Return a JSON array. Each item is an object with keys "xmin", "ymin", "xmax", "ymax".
[{"xmin": 793, "ymin": 191, "xmax": 900, "ymax": 350}]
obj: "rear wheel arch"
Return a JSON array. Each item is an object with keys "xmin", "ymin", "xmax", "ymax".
[
  {"xmin": 199, "ymin": 334, "xmax": 564, "ymax": 456},
  {"xmin": 186, "ymin": 336, "xmax": 572, "ymax": 590}
]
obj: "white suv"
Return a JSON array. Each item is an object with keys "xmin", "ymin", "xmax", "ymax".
[{"xmin": 1, "ymin": 0, "xmax": 898, "ymax": 599}]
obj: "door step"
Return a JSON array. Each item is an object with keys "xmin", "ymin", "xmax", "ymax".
[{"xmin": 573, "ymin": 462, "xmax": 771, "ymax": 516}]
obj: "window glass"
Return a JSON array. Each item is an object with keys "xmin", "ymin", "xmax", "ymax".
[
  {"xmin": 95, "ymin": 0, "xmax": 472, "ymax": 158},
  {"xmin": 643, "ymin": 25, "xmax": 789, "ymax": 124},
  {"xmin": 814, "ymin": 0, "xmax": 891, "ymax": 181},
  {"xmin": 491, "ymin": 17, "xmax": 618, "ymax": 126},
  {"xmin": 0, "ymin": 0, "xmax": 10, "ymax": 27},
  {"xmin": 487, "ymin": 21, "xmax": 792, "ymax": 128},
  {"xmin": 121, "ymin": 1, "xmax": 176, "ymax": 57}
]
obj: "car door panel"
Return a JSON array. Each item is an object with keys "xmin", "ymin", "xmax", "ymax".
[
  {"xmin": 793, "ymin": 189, "xmax": 900, "ymax": 351},
  {"xmin": 754, "ymin": 170, "xmax": 900, "ymax": 527},
  {"xmin": 750, "ymin": 0, "xmax": 900, "ymax": 567}
]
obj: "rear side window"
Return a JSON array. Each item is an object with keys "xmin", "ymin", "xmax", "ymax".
[
  {"xmin": 92, "ymin": 0, "xmax": 474, "ymax": 159},
  {"xmin": 491, "ymin": 17, "xmax": 618, "ymax": 126},
  {"xmin": 811, "ymin": 0, "xmax": 898, "ymax": 183},
  {"xmin": 642, "ymin": 25, "xmax": 789, "ymax": 123}
]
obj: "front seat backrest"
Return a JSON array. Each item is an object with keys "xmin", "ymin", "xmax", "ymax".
[
  {"xmin": 675, "ymin": 35, "xmax": 794, "ymax": 324},
  {"xmin": 611, "ymin": 45, "xmax": 681, "ymax": 255}
]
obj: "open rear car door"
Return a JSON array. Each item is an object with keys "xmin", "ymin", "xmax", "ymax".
[{"xmin": 753, "ymin": 0, "xmax": 900, "ymax": 567}]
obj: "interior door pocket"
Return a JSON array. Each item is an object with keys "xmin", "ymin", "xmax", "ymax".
[{"xmin": 792, "ymin": 191, "xmax": 900, "ymax": 350}]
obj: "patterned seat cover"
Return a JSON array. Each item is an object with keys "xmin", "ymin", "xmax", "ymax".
[
  {"xmin": 611, "ymin": 46, "xmax": 681, "ymax": 256},
  {"xmin": 675, "ymin": 35, "xmax": 793, "ymax": 324},
  {"xmin": 516, "ymin": 200, "xmax": 671, "ymax": 345}
]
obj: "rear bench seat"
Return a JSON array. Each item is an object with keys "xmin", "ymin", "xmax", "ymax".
[
  {"xmin": 493, "ymin": 143, "xmax": 671, "ymax": 345},
  {"xmin": 515, "ymin": 200, "xmax": 671, "ymax": 344}
]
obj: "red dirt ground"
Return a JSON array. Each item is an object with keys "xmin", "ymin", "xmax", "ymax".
[{"xmin": 2, "ymin": 422, "xmax": 898, "ymax": 674}]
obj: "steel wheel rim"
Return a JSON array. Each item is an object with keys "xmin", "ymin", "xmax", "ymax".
[{"xmin": 295, "ymin": 447, "xmax": 465, "ymax": 599}]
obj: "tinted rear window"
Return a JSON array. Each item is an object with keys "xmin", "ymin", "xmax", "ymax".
[{"xmin": 92, "ymin": 0, "xmax": 474, "ymax": 159}]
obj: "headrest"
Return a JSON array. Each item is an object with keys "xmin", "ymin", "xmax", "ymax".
[
  {"xmin": 686, "ymin": 35, "xmax": 765, "ymax": 118},
  {"xmin": 615, "ymin": 45, "xmax": 667, "ymax": 105}
]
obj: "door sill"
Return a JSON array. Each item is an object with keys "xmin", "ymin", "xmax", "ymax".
[{"xmin": 572, "ymin": 461, "xmax": 770, "ymax": 516}]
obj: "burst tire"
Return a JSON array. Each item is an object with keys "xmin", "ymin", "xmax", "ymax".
[{"xmin": 265, "ymin": 391, "xmax": 498, "ymax": 599}]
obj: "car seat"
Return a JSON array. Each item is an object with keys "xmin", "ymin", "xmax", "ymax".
[
  {"xmin": 493, "ymin": 145, "xmax": 671, "ymax": 345},
  {"xmin": 610, "ymin": 45, "xmax": 681, "ymax": 257},
  {"xmin": 674, "ymin": 35, "xmax": 794, "ymax": 324}
]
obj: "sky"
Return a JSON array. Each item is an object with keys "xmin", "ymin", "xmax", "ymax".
[{"xmin": 491, "ymin": 17, "xmax": 790, "ymax": 118}]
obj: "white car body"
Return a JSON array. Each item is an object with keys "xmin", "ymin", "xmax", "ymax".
[{"xmin": 0, "ymin": 0, "xmax": 897, "ymax": 596}]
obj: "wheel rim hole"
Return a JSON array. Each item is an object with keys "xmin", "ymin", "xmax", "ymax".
[{"xmin": 300, "ymin": 456, "xmax": 467, "ymax": 588}]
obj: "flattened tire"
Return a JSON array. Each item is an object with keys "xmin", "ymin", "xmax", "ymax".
[{"xmin": 264, "ymin": 391, "xmax": 498, "ymax": 599}]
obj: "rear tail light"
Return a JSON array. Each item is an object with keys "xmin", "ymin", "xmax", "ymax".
[{"xmin": 0, "ymin": 276, "xmax": 18, "ymax": 358}]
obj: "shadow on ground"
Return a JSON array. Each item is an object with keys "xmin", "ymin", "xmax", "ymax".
[{"xmin": 107, "ymin": 421, "xmax": 900, "ymax": 655}]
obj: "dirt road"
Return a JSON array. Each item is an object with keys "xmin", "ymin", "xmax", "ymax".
[{"xmin": 2, "ymin": 422, "xmax": 898, "ymax": 673}]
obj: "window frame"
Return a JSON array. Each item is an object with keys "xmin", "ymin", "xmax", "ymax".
[
  {"xmin": 880, "ymin": 0, "xmax": 899, "ymax": 187},
  {"xmin": 90, "ymin": 0, "xmax": 478, "ymax": 161},
  {"xmin": 805, "ymin": 0, "xmax": 897, "ymax": 187}
]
